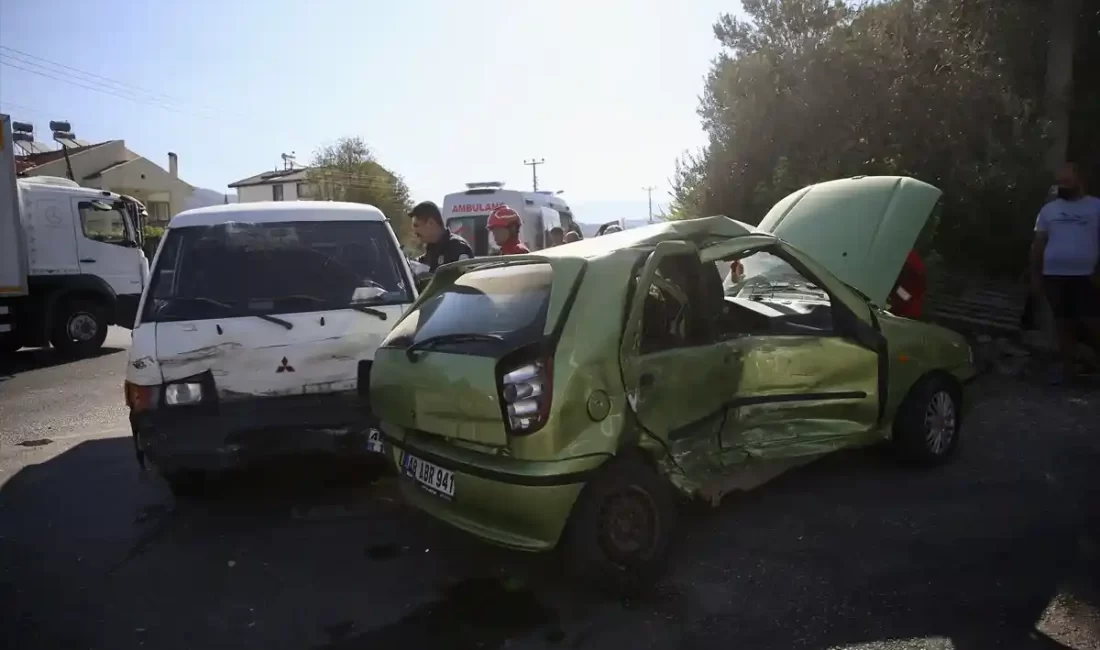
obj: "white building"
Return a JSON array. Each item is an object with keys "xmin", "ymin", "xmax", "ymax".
[
  {"xmin": 17, "ymin": 139, "xmax": 195, "ymax": 225},
  {"xmin": 228, "ymin": 167, "xmax": 315, "ymax": 203}
]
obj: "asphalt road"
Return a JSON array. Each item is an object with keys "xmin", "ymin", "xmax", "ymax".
[{"xmin": 1, "ymin": 333, "xmax": 1099, "ymax": 650}]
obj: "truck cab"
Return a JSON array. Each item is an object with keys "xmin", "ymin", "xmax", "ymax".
[{"xmin": 1, "ymin": 114, "xmax": 148, "ymax": 356}]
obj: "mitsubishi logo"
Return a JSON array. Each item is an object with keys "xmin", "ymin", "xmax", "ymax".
[{"xmin": 276, "ymin": 357, "xmax": 295, "ymax": 373}]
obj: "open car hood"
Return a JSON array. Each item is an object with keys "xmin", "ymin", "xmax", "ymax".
[{"xmin": 755, "ymin": 176, "xmax": 942, "ymax": 306}]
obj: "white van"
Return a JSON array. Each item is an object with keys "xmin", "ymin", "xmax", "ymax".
[
  {"xmin": 124, "ymin": 201, "xmax": 416, "ymax": 495},
  {"xmin": 441, "ymin": 181, "xmax": 580, "ymax": 255}
]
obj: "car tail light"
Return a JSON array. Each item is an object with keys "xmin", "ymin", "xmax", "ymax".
[
  {"xmin": 500, "ymin": 358, "xmax": 553, "ymax": 435},
  {"xmin": 124, "ymin": 381, "xmax": 159, "ymax": 412}
]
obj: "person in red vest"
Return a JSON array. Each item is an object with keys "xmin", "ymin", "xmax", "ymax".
[
  {"xmin": 889, "ymin": 249, "xmax": 928, "ymax": 318},
  {"xmin": 488, "ymin": 206, "xmax": 530, "ymax": 255}
]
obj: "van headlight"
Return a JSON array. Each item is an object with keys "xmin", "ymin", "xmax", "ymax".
[{"xmin": 165, "ymin": 382, "xmax": 203, "ymax": 406}]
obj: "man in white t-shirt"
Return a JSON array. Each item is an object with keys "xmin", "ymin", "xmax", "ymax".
[{"xmin": 1030, "ymin": 162, "xmax": 1100, "ymax": 384}]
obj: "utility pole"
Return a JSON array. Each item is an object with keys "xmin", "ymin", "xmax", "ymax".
[
  {"xmin": 524, "ymin": 158, "xmax": 545, "ymax": 191},
  {"xmin": 642, "ymin": 186, "xmax": 656, "ymax": 223}
]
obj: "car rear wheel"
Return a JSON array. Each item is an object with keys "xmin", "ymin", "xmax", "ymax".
[
  {"xmin": 562, "ymin": 454, "xmax": 676, "ymax": 595},
  {"xmin": 892, "ymin": 374, "xmax": 961, "ymax": 466}
]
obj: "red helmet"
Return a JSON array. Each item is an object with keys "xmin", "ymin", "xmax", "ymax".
[{"xmin": 487, "ymin": 206, "xmax": 521, "ymax": 229}]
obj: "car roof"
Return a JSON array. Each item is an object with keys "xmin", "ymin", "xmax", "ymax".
[
  {"xmin": 537, "ymin": 215, "xmax": 762, "ymax": 260},
  {"xmin": 168, "ymin": 201, "xmax": 388, "ymax": 229}
]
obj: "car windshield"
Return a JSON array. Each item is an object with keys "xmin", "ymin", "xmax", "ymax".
[
  {"xmin": 142, "ymin": 220, "xmax": 413, "ymax": 323},
  {"xmin": 724, "ymin": 250, "xmax": 829, "ymax": 301},
  {"xmin": 384, "ymin": 262, "xmax": 552, "ymax": 356}
]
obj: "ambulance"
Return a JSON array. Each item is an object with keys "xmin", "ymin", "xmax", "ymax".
[{"xmin": 440, "ymin": 181, "xmax": 580, "ymax": 255}]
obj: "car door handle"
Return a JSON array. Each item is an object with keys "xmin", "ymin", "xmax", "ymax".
[
  {"xmin": 80, "ymin": 258, "xmax": 96, "ymax": 263},
  {"xmin": 640, "ymin": 373, "xmax": 655, "ymax": 388}
]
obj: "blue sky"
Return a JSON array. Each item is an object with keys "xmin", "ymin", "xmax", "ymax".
[{"xmin": 0, "ymin": 0, "xmax": 739, "ymax": 221}]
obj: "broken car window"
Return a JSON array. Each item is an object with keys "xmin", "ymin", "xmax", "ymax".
[
  {"xmin": 639, "ymin": 254, "xmax": 705, "ymax": 355},
  {"xmin": 717, "ymin": 249, "xmax": 834, "ymax": 336},
  {"xmin": 724, "ymin": 250, "xmax": 828, "ymax": 301}
]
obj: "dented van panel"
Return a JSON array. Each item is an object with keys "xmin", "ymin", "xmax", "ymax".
[{"xmin": 150, "ymin": 306, "xmax": 399, "ymax": 395}]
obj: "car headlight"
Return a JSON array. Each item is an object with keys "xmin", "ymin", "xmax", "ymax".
[{"xmin": 165, "ymin": 382, "xmax": 203, "ymax": 406}]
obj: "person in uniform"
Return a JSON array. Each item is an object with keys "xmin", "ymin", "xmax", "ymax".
[{"xmin": 409, "ymin": 201, "xmax": 473, "ymax": 271}]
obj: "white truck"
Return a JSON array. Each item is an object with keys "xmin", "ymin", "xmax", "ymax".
[
  {"xmin": 441, "ymin": 181, "xmax": 581, "ymax": 256},
  {"xmin": 1, "ymin": 113, "xmax": 149, "ymax": 357}
]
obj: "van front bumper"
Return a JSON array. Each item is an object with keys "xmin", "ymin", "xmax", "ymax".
[
  {"xmin": 382, "ymin": 427, "xmax": 609, "ymax": 552},
  {"xmin": 131, "ymin": 391, "xmax": 383, "ymax": 473}
]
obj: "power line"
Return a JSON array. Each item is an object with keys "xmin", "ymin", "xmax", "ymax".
[
  {"xmin": 0, "ymin": 58, "xmax": 213, "ymax": 119},
  {"xmin": 0, "ymin": 48, "xmax": 245, "ymax": 121},
  {"xmin": 523, "ymin": 158, "xmax": 545, "ymax": 191},
  {"xmin": 0, "ymin": 100, "xmax": 54, "ymax": 121},
  {"xmin": 0, "ymin": 46, "xmax": 194, "ymax": 107},
  {"xmin": 643, "ymin": 186, "xmax": 656, "ymax": 223}
]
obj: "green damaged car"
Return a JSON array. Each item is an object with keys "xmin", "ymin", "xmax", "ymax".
[{"xmin": 370, "ymin": 176, "xmax": 978, "ymax": 592}]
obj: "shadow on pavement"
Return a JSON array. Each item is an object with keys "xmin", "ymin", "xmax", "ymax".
[
  {"xmin": 650, "ymin": 435, "xmax": 1100, "ymax": 650},
  {"xmin": 1, "ymin": 377, "xmax": 1098, "ymax": 650},
  {"xmin": 0, "ymin": 346, "xmax": 126, "ymax": 381}
]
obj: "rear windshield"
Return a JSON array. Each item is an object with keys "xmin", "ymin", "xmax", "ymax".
[
  {"xmin": 384, "ymin": 262, "xmax": 553, "ymax": 356},
  {"xmin": 142, "ymin": 220, "xmax": 413, "ymax": 323}
]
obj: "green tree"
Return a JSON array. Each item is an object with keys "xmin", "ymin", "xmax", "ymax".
[
  {"xmin": 309, "ymin": 137, "xmax": 417, "ymax": 250},
  {"xmin": 673, "ymin": 0, "xmax": 1070, "ymax": 276}
]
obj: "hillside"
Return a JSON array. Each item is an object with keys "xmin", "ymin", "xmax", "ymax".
[{"xmin": 184, "ymin": 187, "xmax": 237, "ymax": 210}]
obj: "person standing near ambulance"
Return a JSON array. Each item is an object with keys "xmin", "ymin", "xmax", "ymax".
[
  {"xmin": 487, "ymin": 206, "xmax": 530, "ymax": 255},
  {"xmin": 409, "ymin": 201, "xmax": 473, "ymax": 271}
]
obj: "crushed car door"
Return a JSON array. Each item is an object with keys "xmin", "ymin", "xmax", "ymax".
[
  {"xmin": 700, "ymin": 240, "xmax": 882, "ymax": 462},
  {"xmin": 620, "ymin": 241, "xmax": 728, "ymax": 484}
]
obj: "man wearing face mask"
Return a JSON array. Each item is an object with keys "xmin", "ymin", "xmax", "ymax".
[{"xmin": 1031, "ymin": 162, "xmax": 1100, "ymax": 385}]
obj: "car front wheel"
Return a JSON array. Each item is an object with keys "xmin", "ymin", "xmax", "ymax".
[
  {"xmin": 562, "ymin": 454, "xmax": 676, "ymax": 595},
  {"xmin": 893, "ymin": 374, "xmax": 962, "ymax": 466}
]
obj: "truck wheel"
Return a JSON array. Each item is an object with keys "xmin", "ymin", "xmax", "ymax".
[
  {"xmin": 892, "ymin": 373, "xmax": 962, "ymax": 466},
  {"xmin": 562, "ymin": 454, "xmax": 677, "ymax": 596},
  {"xmin": 50, "ymin": 298, "xmax": 108, "ymax": 357}
]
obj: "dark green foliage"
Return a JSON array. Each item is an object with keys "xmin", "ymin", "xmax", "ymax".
[{"xmin": 674, "ymin": 0, "xmax": 1099, "ymax": 277}]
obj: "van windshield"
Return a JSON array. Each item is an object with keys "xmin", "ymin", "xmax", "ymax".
[
  {"xmin": 384, "ymin": 263, "xmax": 552, "ymax": 356},
  {"xmin": 142, "ymin": 220, "xmax": 413, "ymax": 323}
]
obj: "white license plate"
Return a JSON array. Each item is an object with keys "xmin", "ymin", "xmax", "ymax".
[
  {"xmin": 366, "ymin": 428, "xmax": 383, "ymax": 454},
  {"xmin": 401, "ymin": 452, "xmax": 456, "ymax": 499}
]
